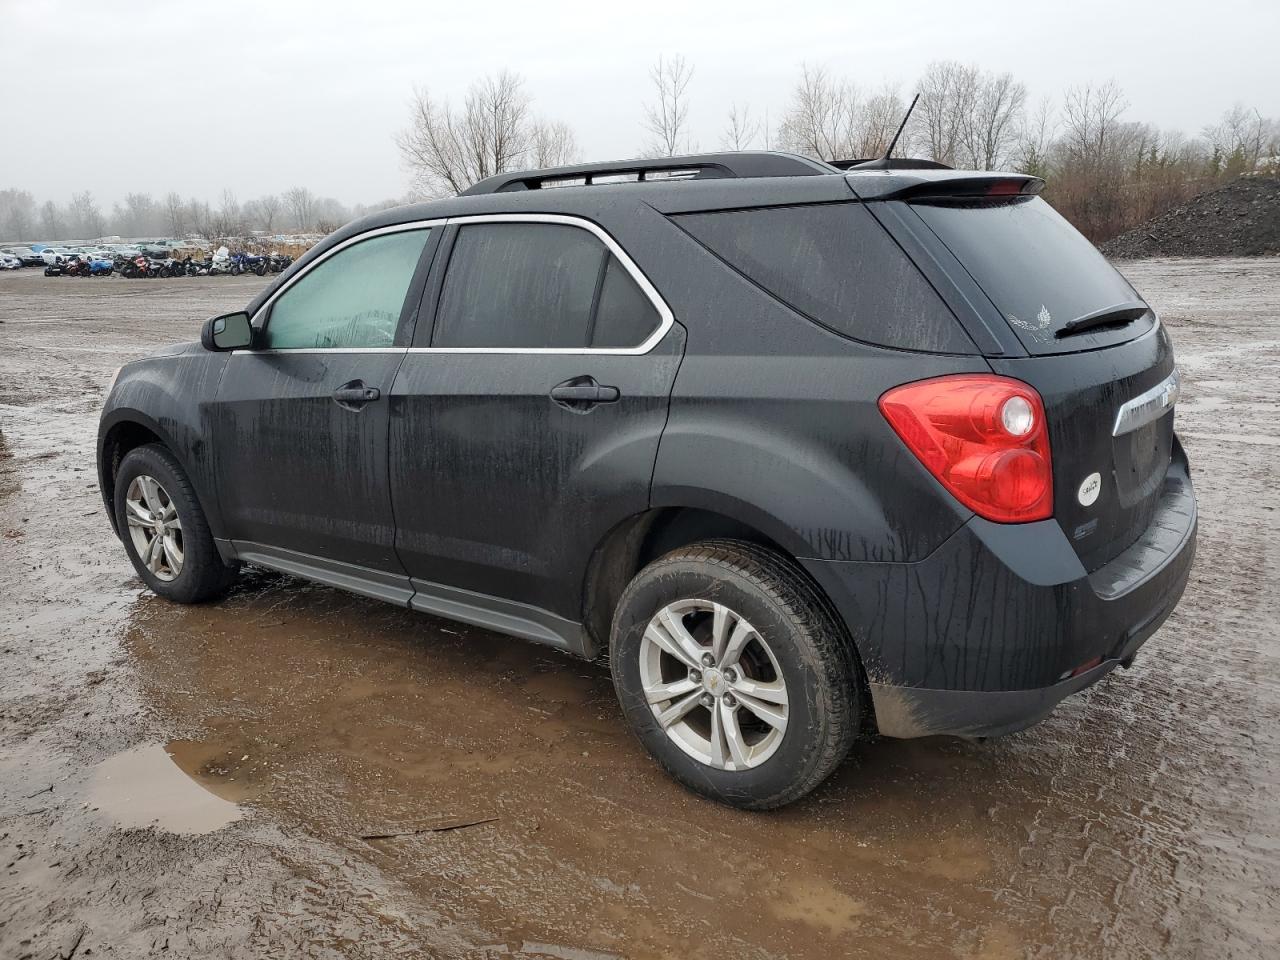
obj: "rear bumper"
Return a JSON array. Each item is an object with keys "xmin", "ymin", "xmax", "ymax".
[{"xmin": 803, "ymin": 444, "xmax": 1197, "ymax": 739}]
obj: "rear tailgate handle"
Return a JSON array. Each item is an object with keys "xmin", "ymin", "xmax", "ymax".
[{"xmin": 550, "ymin": 378, "xmax": 620, "ymax": 409}]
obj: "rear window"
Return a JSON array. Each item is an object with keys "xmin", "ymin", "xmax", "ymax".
[
  {"xmin": 674, "ymin": 202, "xmax": 975, "ymax": 354},
  {"xmin": 911, "ymin": 196, "xmax": 1150, "ymax": 350}
]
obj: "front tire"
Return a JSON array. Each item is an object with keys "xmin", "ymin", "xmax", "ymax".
[
  {"xmin": 113, "ymin": 444, "xmax": 239, "ymax": 603},
  {"xmin": 610, "ymin": 540, "xmax": 860, "ymax": 809}
]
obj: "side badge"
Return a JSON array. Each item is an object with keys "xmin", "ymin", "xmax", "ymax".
[{"xmin": 1077, "ymin": 472, "xmax": 1102, "ymax": 507}]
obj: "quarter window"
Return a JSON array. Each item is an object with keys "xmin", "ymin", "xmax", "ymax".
[
  {"xmin": 676, "ymin": 203, "xmax": 974, "ymax": 354},
  {"xmin": 263, "ymin": 228, "xmax": 431, "ymax": 349},
  {"xmin": 591, "ymin": 255, "xmax": 660, "ymax": 348},
  {"xmin": 432, "ymin": 222, "xmax": 662, "ymax": 350}
]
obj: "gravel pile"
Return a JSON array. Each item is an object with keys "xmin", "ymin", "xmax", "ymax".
[{"xmin": 1101, "ymin": 175, "xmax": 1280, "ymax": 259}]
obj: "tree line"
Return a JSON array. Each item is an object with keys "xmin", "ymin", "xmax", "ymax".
[
  {"xmin": 6, "ymin": 59, "xmax": 1274, "ymax": 246},
  {"xmin": 397, "ymin": 58, "xmax": 1279, "ymax": 243},
  {"xmin": 0, "ymin": 186, "xmax": 401, "ymax": 244}
]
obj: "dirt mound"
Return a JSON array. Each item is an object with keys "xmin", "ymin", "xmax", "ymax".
[{"xmin": 1102, "ymin": 175, "xmax": 1280, "ymax": 259}]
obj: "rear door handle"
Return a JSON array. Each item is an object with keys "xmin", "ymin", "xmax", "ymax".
[
  {"xmin": 332, "ymin": 382, "xmax": 381, "ymax": 406},
  {"xmin": 550, "ymin": 378, "xmax": 620, "ymax": 409}
]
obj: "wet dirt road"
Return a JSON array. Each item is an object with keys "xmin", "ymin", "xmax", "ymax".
[{"xmin": 1, "ymin": 261, "xmax": 1278, "ymax": 959}]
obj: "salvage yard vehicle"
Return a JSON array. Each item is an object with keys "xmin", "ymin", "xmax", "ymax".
[
  {"xmin": 97, "ymin": 151, "xmax": 1197, "ymax": 809},
  {"xmin": 2, "ymin": 246, "xmax": 44, "ymax": 266}
]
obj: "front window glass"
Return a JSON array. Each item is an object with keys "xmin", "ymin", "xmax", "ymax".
[{"xmin": 263, "ymin": 229, "xmax": 431, "ymax": 349}]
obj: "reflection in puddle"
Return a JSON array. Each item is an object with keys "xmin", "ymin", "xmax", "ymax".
[{"xmin": 89, "ymin": 742, "xmax": 243, "ymax": 835}]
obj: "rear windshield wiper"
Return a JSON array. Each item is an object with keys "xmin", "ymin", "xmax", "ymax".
[{"xmin": 1056, "ymin": 301, "xmax": 1150, "ymax": 338}]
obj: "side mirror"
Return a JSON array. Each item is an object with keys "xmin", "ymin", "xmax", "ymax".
[{"xmin": 201, "ymin": 312, "xmax": 253, "ymax": 351}]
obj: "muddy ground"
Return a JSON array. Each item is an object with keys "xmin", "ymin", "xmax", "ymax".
[{"xmin": 0, "ymin": 261, "xmax": 1277, "ymax": 960}]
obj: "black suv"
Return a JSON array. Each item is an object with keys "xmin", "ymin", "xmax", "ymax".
[{"xmin": 98, "ymin": 152, "xmax": 1197, "ymax": 809}]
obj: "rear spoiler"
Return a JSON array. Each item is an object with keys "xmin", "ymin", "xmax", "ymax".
[{"xmin": 845, "ymin": 171, "xmax": 1046, "ymax": 201}]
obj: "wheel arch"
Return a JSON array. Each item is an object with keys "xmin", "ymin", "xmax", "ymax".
[
  {"xmin": 98, "ymin": 410, "xmax": 207, "ymax": 537},
  {"xmin": 582, "ymin": 503, "xmax": 877, "ymax": 732}
]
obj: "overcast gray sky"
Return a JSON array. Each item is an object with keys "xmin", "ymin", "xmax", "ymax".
[{"xmin": 3, "ymin": 0, "xmax": 1277, "ymax": 207}]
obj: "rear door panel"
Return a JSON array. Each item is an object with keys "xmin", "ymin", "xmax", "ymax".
[{"xmin": 388, "ymin": 330, "xmax": 684, "ymax": 620}]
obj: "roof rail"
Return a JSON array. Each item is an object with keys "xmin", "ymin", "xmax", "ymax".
[
  {"xmin": 461, "ymin": 151, "xmax": 840, "ymax": 196},
  {"xmin": 831, "ymin": 157, "xmax": 953, "ymax": 171}
]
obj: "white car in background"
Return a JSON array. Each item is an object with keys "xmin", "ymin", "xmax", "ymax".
[
  {"xmin": 40, "ymin": 247, "xmax": 77, "ymax": 265},
  {"xmin": 0, "ymin": 252, "xmax": 22, "ymax": 270}
]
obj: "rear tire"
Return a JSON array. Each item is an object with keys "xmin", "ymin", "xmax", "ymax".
[
  {"xmin": 113, "ymin": 444, "xmax": 239, "ymax": 604},
  {"xmin": 610, "ymin": 539, "xmax": 860, "ymax": 809}
]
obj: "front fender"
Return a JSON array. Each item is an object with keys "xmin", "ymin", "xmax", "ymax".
[{"xmin": 98, "ymin": 350, "xmax": 229, "ymax": 538}]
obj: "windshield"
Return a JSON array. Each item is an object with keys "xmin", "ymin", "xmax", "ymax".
[{"xmin": 911, "ymin": 196, "xmax": 1149, "ymax": 353}]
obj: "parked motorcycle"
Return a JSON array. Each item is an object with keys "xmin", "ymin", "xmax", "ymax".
[
  {"xmin": 208, "ymin": 246, "xmax": 233, "ymax": 275},
  {"xmin": 267, "ymin": 253, "xmax": 293, "ymax": 273},
  {"xmin": 230, "ymin": 251, "xmax": 268, "ymax": 276},
  {"xmin": 121, "ymin": 255, "xmax": 159, "ymax": 279},
  {"xmin": 60, "ymin": 256, "xmax": 93, "ymax": 277},
  {"xmin": 156, "ymin": 258, "xmax": 186, "ymax": 278},
  {"xmin": 88, "ymin": 258, "xmax": 114, "ymax": 277}
]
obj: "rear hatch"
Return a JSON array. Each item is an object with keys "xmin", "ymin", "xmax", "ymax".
[{"xmin": 883, "ymin": 185, "xmax": 1177, "ymax": 571}]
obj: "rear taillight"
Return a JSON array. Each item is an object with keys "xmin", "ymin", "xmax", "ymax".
[{"xmin": 879, "ymin": 375, "xmax": 1053, "ymax": 523}]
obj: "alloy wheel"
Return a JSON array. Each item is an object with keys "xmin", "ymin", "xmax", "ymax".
[
  {"xmin": 639, "ymin": 599, "xmax": 788, "ymax": 771},
  {"xmin": 124, "ymin": 475, "xmax": 184, "ymax": 581}
]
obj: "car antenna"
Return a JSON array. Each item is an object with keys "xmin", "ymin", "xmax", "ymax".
[{"xmin": 854, "ymin": 93, "xmax": 920, "ymax": 170}]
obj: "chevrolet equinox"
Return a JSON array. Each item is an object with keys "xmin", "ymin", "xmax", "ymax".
[{"xmin": 98, "ymin": 152, "xmax": 1197, "ymax": 808}]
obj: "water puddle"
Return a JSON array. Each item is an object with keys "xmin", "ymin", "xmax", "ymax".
[{"xmin": 88, "ymin": 741, "xmax": 244, "ymax": 835}]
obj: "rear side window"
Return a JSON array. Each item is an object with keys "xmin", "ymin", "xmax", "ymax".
[
  {"xmin": 434, "ymin": 223, "xmax": 603, "ymax": 349},
  {"xmin": 675, "ymin": 202, "xmax": 974, "ymax": 354}
]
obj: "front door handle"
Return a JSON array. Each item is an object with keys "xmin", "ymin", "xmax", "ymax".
[
  {"xmin": 550, "ymin": 377, "xmax": 620, "ymax": 410},
  {"xmin": 332, "ymin": 381, "xmax": 381, "ymax": 407}
]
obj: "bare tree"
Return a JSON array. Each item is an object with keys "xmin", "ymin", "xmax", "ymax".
[
  {"xmin": 257, "ymin": 194, "xmax": 282, "ymax": 234},
  {"xmin": 41, "ymin": 200, "xmax": 60, "ymax": 240},
  {"xmin": 397, "ymin": 71, "xmax": 535, "ymax": 196},
  {"xmin": 283, "ymin": 186, "xmax": 316, "ymax": 231},
  {"xmin": 0, "ymin": 189, "xmax": 36, "ymax": 241},
  {"xmin": 778, "ymin": 64, "xmax": 858, "ymax": 160},
  {"xmin": 215, "ymin": 189, "xmax": 244, "ymax": 236},
  {"xmin": 915, "ymin": 61, "xmax": 979, "ymax": 166},
  {"xmin": 312, "ymin": 197, "xmax": 351, "ymax": 234},
  {"xmin": 643, "ymin": 54, "xmax": 694, "ymax": 156},
  {"xmin": 189, "ymin": 199, "xmax": 215, "ymax": 240},
  {"xmin": 69, "ymin": 191, "xmax": 105, "ymax": 239},
  {"xmin": 963, "ymin": 72, "xmax": 1027, "ymax": 169},
  {"xmin": 1013, "ymin": 98, "xmax": 1057, "ymax": 177},
  {"xmin": 530, "ymin": 119, "xmax": 580, "ymax": 168},
  {"xmin": 1060, "ymin": 80, "xmax": 1130, "ymax": 169},
  {"xmin": 856, "ymin": 86, "xmax": 908, "ymax": 157},
  {"xmin": 163, "ymin": 192, "xmax": 187, "ymax": 237},
  {"xmin": 1203, "ymin": 103, "xmax": 1276, "ymax": 174},
  {"xmin": 116, "ymin": 192, "xmax": 162, "ymax": 237},
  {"xmin": 721, "ymin": 103, "xmax": 760, "ymax": 151},
  {"xmin": 1055, "ymin": 81, "xmax": 1135, "ymax": 238}
]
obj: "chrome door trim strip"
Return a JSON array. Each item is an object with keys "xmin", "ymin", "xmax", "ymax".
[{"xmin": 1113, "ymin": 367, "xmax": 1181, "ymax": 437}]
